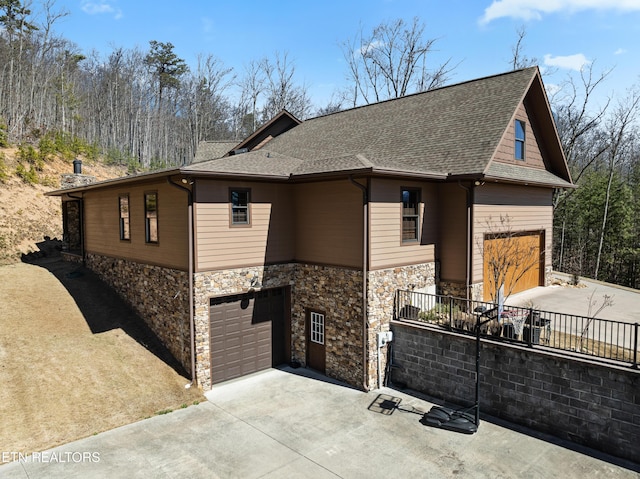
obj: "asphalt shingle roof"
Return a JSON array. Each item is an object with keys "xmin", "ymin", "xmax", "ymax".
[
  {"xmin": 268, "ymin": 68, "xmax": 538, "ymax": 176},
  {"xmin": 485, "ymin": 162, "xmax": 573, "ymax": 188},
  {"xmin": 192, "ymin": 141, "xmax": 238, "ymax": 163},
  {"xmin": 189, "ymin": 68, "xmax": 565, "ymax": 184},
  {"xmin": 53, "ymin": 67, "xmax": 570, "ymax": 196}
]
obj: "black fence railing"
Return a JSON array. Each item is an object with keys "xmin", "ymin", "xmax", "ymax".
[{"xmin": 395, "ymin": 290, "xmax": 639, "ymax": 368}]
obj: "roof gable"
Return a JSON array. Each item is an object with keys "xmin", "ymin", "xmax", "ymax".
[
  {"xmin": 483, "ymin": 70, "xmax": 572, "ymax": 186},
  {"xmin": 232, "ymin": 109, "xmax": 301, "ymax": 153}
]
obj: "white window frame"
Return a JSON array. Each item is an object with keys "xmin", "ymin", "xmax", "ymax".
[{"xmin": 310, "ymin": 311, "xmax": 325, "ymax": 345}]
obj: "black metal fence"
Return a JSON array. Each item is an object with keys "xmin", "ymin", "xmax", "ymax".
[{"xmin": 395, "ymin": 290, "xmax": 639, "ymax": 368}]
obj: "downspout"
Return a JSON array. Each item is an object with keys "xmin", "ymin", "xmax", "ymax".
[
  {"xmin": 349, "ymin": 176, "xmax": 369, "ymax": 391},
  {"xmin": 66, "ymin": 193, "xmax": 85, "ymax": 265},
  {"xmin": 168, "ymin": 177, "xmax": 196, "ymax": 388},
  {"xmin": 458, "ymin": 182, "xmax": 472, "ymax": 303}
]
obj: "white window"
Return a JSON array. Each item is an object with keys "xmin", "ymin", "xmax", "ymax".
[{"xmin": 310, "ymin": 312, "xmax": 325, "ymax": 345}]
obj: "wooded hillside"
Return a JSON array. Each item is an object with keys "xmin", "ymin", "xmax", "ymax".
[{"xmin": 0, "ymin": 2, "xmax": 638, "ymax": 287}]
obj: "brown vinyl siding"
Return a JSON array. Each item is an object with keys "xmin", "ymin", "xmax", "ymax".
[
  {"xmin": 437, "ymin": 183, "xmax": 468, "ymax": 283},
  {"xmin": 293, "ymin": 180, "xmax": 362, "ymax": 268},
  {"xmin": 471, "ymin": 184, "xmax": 552, "ymax": 283},
  {"xmin": 493, "ymin": 102, "xmax": 546, "ymax": 169},
  {"xmin": 195, "ymin": 180, "xmax": 294, "ymax": 271},
  {"xmin": 83, "ymin": 181, "xmax": 188, "ymax": 270},
  {"xmin": 369, "ymin": 178, "xmax": 436, "ymax": 270}
]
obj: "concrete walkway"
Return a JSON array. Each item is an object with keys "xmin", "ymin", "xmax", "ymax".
[{"xmin": 1, "ymin": 367, "xmax": 637, "ymax": 478}]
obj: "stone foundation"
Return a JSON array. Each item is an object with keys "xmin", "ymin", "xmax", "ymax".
[
  {"xmin": 368, "ymin": 263, "xmax": 436, "ymax": 388},
  {"xmin": 85, "ymin": 253, "xmax": 191, "ymax": 373},
  {"xmin": 292, "ymin": 264, "xmax": 364, "ymax": 388},
  {"xmin": 193, "ymin": 263, "xmax": 365, "ymax": 390},
  {"xmin": 77, "ymin": 253, "xmax": 438, "ymax": 392},
  {"xmin": 193, "ymin": 264, "xmax": 296, "ymax": 390},
  {"xmin": 544, "ymin": 265, "xmax": 552, "ymax": 287},
  {"xmin": 438, "ymin": 280, "xmax": 483, "ymax": 301}
]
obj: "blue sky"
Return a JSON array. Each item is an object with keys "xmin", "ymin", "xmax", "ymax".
[{"xmin": 39, "ymin": 0, "xmax": 640, "ymax": 110}]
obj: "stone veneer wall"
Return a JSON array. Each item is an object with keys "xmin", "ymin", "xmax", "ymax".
[
  {"xmin": 292, "ymin": 264, "xmax": 364, "ymax": 388},
  {"xmin": 81, "ymin": 255, "xmax": 438, "ymax": 392},
  {"xmin": 60, "ymin": 173, "xmax": 96, "ymax": 189},
  {"xmin": 85, "ymin": 253, "xmax": 191, "ymax": 373},
  {"xmin": 193, "ymin": 263, "xmax": 365, "ymax": 390},
  {"xmin": 367, "ymin": 262, "xmax": 436, "ymax": 388},
  {"xmin": 193, "ymin": 264, "xmax": 295, "ymax": 390}
]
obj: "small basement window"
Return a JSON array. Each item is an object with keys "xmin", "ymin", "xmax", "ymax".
[{"xmin": 310, "ymin": 311, "xmax": 325, "ymax": 345}]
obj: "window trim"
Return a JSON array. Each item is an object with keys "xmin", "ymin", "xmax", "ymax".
[
  {"xmin": 401, "ymin": 187, "xmax": 421, "ymax": 244},
  {"xmin": 309, "ymin": 311, "xmax": 325, "ymax": 345},
  {"xmin": 118, "ymin": 194, "xmax": 130, "ymax": 241},
  {"xmin": 515, "ymin": 119, "xmax": 526, "ymax": 161},
  {"xmin": 144, "ymin": 191, "xmax": 159, "ymax": 244},
  {"xmin": 229, "ymin": 188, "xmax": 251, "ymax": 227}
]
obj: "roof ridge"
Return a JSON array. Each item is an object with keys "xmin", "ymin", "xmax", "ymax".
[{"xmin": 309, "ymin": 67, "xmax": 539, "ymax": 121}]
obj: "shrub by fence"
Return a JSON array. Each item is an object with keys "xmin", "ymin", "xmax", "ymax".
[{"xmin": 396, "ymin": 290, "xmax": 639, "ymax": 368}]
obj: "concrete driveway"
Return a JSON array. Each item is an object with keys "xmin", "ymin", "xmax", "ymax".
[
  {"xmin": 506, "ymin": 274, "xmax": 640, "ymax": 352},
  {"xmin": 508, "ymin": 273, "xmax": 640, "ymax": 324},
  {"xmin": 1, "ymin": 367, "xmax": 637, "ymax": 478}
]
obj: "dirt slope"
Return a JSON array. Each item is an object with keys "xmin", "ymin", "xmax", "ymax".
[
  {"xmin": 0, "ymin": 149, "xmax": 127, "ymax": 264},
  {"xmin": 0, "ymin": 259, "xmax": 203, "ymax": 462}
]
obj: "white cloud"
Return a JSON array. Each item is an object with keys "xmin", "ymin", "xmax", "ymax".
[
  {"xmin": 543, "ymin": 53, "xmax": 591, "ymax": 71},
  {"xmin": 81, "ymin": 1, "xmax": 122, "ymax": 19},
  {"xmin": 480, "ymin": 0, "xmax": 640, "ymax": 24},
  {"xmin": 359, "ymin": 40, "xmax": 384, "ymax": 56},
  {"xmin": 614, "ymin": 48, "xmax": 627, "ymax": 55}
]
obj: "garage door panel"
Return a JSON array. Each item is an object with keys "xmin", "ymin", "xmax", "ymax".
[
  {"xmin": 483, "ymin": 233, "xmax": 542, "ymax": 300},
  {"xmin": 210, "ymin": 289, "xmax": 287, "ymax": 384}
]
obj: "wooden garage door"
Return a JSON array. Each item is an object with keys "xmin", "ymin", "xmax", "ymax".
[
  {"xmin": 483, "ymin": 233, "xmax": 542, "ymax": 301},
  {"xmin": 210, "ymin": 289, "xmax": 286, "ymax": 384}
]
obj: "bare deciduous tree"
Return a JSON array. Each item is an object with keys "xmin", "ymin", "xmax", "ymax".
[
  {"xmin": 480, "ymin": 215, "xmax": 541, "ymax": 303},
  {"xmin": 233, "ymin": 59, "xmax": 265, "ymax": 138},
  {"xmin": 552, "ymin": 63, "xmax": 613, "ymax": 272},
  {"xmin": 341, "ymin": 17, "xmax": 455, "ymax": 107},
  {"xmin": 259, "ymin": 51, "xmax": 311, "ymax": 122},
  {"xmin": 509, "ymin": 25, "xmax": 538, "ymax": 70},
  {"xmin": 578, "ymin": 289, "xmax": 613, "ymax": 352}
]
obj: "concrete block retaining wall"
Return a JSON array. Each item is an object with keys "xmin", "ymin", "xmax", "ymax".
[{"xmin": 390, "ymin": 320, "xmax": 640, "ymax": 463}]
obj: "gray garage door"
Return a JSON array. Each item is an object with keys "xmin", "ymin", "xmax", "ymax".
[{"xmin": 209, "ymin": 288, "xmax": 286, "ymax": 384}]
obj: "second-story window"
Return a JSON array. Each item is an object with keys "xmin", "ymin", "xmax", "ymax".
[
  {"xmin": 144, "ymin": 192, "xmax": 158, "ymax": 243},
  {"xmin": 515, "ymin": 119, "xmax": 526, "ymax": 160},
  {"xmin": 119, "ymin": 194, "xmax": 130, "ymax": 240},
  {"xmin": 402, "ymin": 188, "xmax": 420, "ymax": 243},
  {"xmin": 230, "ymin": 188, "xmax": 250, "ymax": 226}
]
